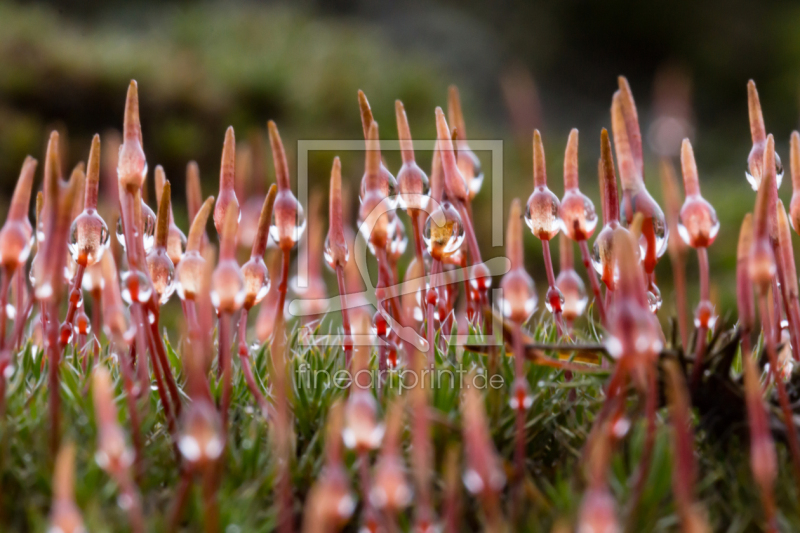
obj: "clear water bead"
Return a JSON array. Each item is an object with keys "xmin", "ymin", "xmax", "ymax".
[
  {"xmin": 498, "ymin": 270, "xmax": 537, "ymax": 324},
  {"xmin": 120, "ymin": 270, "xmax": 153, "ymax": 304},
  {"xmin": 556, "ymin": 269, "xmax": 587, "ymax": 321},
  {"xmin": 678, "ymin": 195, "xmax": 720, "ymax": 248},
  {"xmin": 745, "ymin": 151, "xmax": 784, "ymax": 191},
  {"xmin": 525, "ymin": 185, "xmax": 561, "ymax": 241},
  {"xmin": 211, "ymin": 261, "xmax": 246, "ymax": 312},
  {"xmin": 175, "ymin": 252, "xmax": 205, "ymax": 301},
  {"xmin": 396, "ymin": 161, "xmax": 429, "ymax": 211},
  {"xmin": 166, "ymin": 225, "xmax": 187, "ymax": 265},
  {"xmin": 146, "ymin": 248, "xmax": 175, "ymax": 305},
  {"xmin": 0, "ymin": 221, "xmax": 32, "ymax": 269},
  {"xmin": 241, "ymin": 257, "xmax": 270, "ymax": 309},
  {"xmin": 545, "ymin": 286, "xmax": 565, "ymax": 314},
  {"xmin": 359, "ymin": 164, "xmax": 398, "ymax": 209},
  {"xmin": 646, "ymin": 282, "xmax": 662, "ymax": 313},
  {"xmin": 509, "ymin": 378, "xmax": 534, "ymax": 411},
  {"xmin": 423, "ymin": 201, "xmax": 465, "ymax": 260},
  {"xmin": 388, "ymin": 216, "xmax": 408, "ymax": 262},
  {"xmin": 270, "ymin": 192, "xmax": 307, "ymax": 250},
  {"xmin": 458, "ymin": 148, "xmax": 484, "ymax": 198},
  {"xmin": 115, "ymin": 201, "xmax": 156, "ymax": 253},
  {"xmin": 559, "ymin": 190, "xmax": 598, "ymax": 241},
  {"xmin": 620, "ymin": 189, "xmax": 668, "ymax": 260},
  {"xmin": 323, "ymin": 234, "xmax": 350, "ymax": 270},
  {"xmin": 69, "ymin": 209, "xmax": 110, "ymax": 267}
]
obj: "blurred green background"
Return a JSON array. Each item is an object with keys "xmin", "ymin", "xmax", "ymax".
[{"xmin": 3, "ymin": 0, "xmax": 800, "ymax": 320}]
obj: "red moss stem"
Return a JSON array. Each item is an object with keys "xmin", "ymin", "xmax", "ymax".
[
  {"xmin": 542, "ymin": 240, "xmax": 565, "ymax": 337},
  {"xmin": 117, "ymin": 341, "xmax": 145, "ymax": 481},
  {"xmin": 456, "ymin": 200, "xmax": 482, "ymax": 264},
  {"xmin": 426, "ymin": 260, "xmax": 443, "ymax": 362},
  {"xmin": 46, "ymin": 301, "xmax": 61, "ymax": 455},
  {"xmin": 578, "ymin": 240, "xmax": 606, "ymax": 326},
  {"xmin": 274, "ymin": 250, "xmax": 290, "ymax": 335},
  {"xmin": 219, "ymin": 312, "xmax": 233, "ymax": 432},
  {"xmin": 237, "ymin": 309, "xmax": 271, "ymax": 418},
  {"xmin": 629, "ymin": 364, "xmax": 658, "ymax": 515},
  {"xmin": 201, "ymin": 467, "xmax": 220, "ymax": 533},
  {"xmin": 11, "ymin": 290, "xmax": 33, "ymax": 351},
  {"xmin": 672, "ymin": 252, "xmax": 689, "ymax": 350},
  {"xmin": 146, "ymin": 310, "xmax": 182, "ymax": 416},
  {"xmin": 135, "ymin": 304, "xmax": 176, "ymax": 442},
  {"xmin": 512, "ymin": 324, "xmax": 527, "ymax": 480},
  {"xmin": 376, "ymin": 247, "xmax": 403, "ymax": 323},
  {"xmin": 0, "ymin": 271, "xmax": 9, "ymax": 350},
  {"xmin": 690, "ymin": 248, "xmax": 710, "ymax": 391},
  {"xmin": 59, "ymin": 265, "xmax": 86, "ymax": 347},
  {"xmin": 410, "ymin": 210, "xmax": 425, "ymax": 265},
  {"xmin": 335, "ymin": 264, "xmax": 353, "ymax": 367},
  {"xmin": 90, "ymin": 290, "xmax": 101, "ymax": 351},
  {"xmin": 758, "ymin": 292, "xmax": 800, "ymax": 501}
]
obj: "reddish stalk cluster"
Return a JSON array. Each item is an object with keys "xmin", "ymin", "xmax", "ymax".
[
  {"xmin": 2, "ymin": 76, "xmax": 800, "ymax": 532},
  {"xmin": 678, "ymin": 140, "xmax": 720, "ymax": 389}
]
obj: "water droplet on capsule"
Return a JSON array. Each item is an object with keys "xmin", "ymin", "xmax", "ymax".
[
  {"xmin": 116, "ymin": 201, "xmax": 156, "ymax": 253},
  {"xmin": 556, "ymin": 269, "xmax": 587, "ymax": 321},
  {"xmin": 175, "ymin": 252, "xmax": 205, "ymax": 301},
  {"xmin": 498, "ymin": 270, "xmax": 537, "ymax": 324},
  {"xmin": 120, "ymin": 270, "xmax": 152, "ymax": 304},
  {"xmin": 646, "ymin": 282, "xmax": 662, "ymax": 313},
  {"xmin": 269, "ymin": 191, "xmax": 307, "ymax": 249},
  {"xmin": 0, "ymin": 221, "xmax": 32, "ymax": 270},
  {"xmin": 423, "ymin": 201, "xmax": 465, "ymax": 260},
  {"xmin": 241, "ymin": 257, "xmax": 270, "ymax": 309},
  {"xmin": 166, "ymin": 225, "xmax": 187, "ymax": 266},
  {"xmin": 69, "ymin": 209, "xmax": 110, "ymax": 266},
  {"xmin": 323, "ymin": 235, "xmax": 350, "ymax": 270},
  {"xmin": 620, "ymin": 190, "xmax": 669, "ymax": 260},
  {"xmin": 396, "ymin": 161, "xmax": 429, "ymax": 211},
  {"xmin": 146, "ymin": 249, "xmax": 175, "ymax": 305},
  {"xmin": 525, "ymin": 185, "xmax": 561, "ymax": 241},
  {"xmin": 211, "ymin": 261, "xmax": 246, "ymax": 312},
  {"xmin": 544, "ymin": 286, "xmax": 565, "ymax": 313},
  {"xmin": 458, "ymin": 149, "xmax": 484, "ymax": 198},
  {"xmin": 559, "ymin": 190, "xmax": 598, "ymax": 241},
  {"xmin": 745, "ymin": 154, "xmax": 784, "ymax": 191},
  {"xmin": 678, "ymin": 196, "xmax": 720, "ymax": 248}
]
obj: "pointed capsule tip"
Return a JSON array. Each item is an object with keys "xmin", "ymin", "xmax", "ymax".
[
  {"xmin": 220, "ymin": 126, "xmax": 237, "ymax": 191},
  {"xmin": 448, "ymin": 85, "xmax": 466, "ymax": 138},
  {"xmin": 564, "ymin": 129, "xmax": 579, "ymax": 190},
  {"xmin": 365, "ymin": 121, "xmax": 381, "ymax": 182},
  {"xmin": 358, "ymin": 90, "xmax": 373, "ymax": 139},
  {"xmin": 507, "ymin": 198, "xmax": 523, "ymax": 266},
  {"xmin": 680, "ymin": 138, "xmax": 700, "ymax": 196},
  {"xmin": 252, "ymin": 184, "xmax": 277, "ymax": 257},
  {"xmin": 9, "ymin": 156, "xmax": 38, "ymax": 221},
  {"xmin": 533, "ymin": 129, "xmax": 546, "ymax": 186},
  {"xmin": 267, "ymin": 121, "xmax": 290, "ymax": 190},
  {"xmin": 123, "ymin": 80, "xmax": 141, "ymax": 142},
  {"xmin": 187, "ymin": 196, "xmax": 215, "ymax": 252},
  {"xmin": 155, "ymin": 179, "xmax": 171, "ymax": 249},
  {"xmin": 86, "ymin": 135, "xmax": 101, "ymax": 190},
  {"xmin": 748, "ymin": 80, "xmax": 766, "ymax": 144}
]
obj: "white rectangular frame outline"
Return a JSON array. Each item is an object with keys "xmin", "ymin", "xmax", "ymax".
[{"xmin": 294, "ymin": 139, "xmax": 504, "ymax": 349}]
